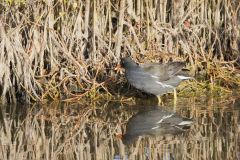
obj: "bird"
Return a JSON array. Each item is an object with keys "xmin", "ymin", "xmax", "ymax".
[
  {"xmin": 122, "ymin": 107, "xmax": 194, "ymax": 145},
  {"xmin": 121, "ymin": 57, "xmax": 193, "ymax": 105}
]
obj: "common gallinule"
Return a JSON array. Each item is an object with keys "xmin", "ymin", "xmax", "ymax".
[
  {"xmin": 122, "ymin": 107, "xmax": 194, "ymax": 145},
  {"xmin": 121, "ymin": 57, "xmax": 192, "ymax": 104}
]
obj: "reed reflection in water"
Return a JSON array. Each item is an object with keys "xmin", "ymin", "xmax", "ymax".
[{"xmin": 0, "ymin": 100, "xmax": 239, "ymax": 160}]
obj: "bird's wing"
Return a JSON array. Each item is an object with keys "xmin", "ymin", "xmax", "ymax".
[
  {"xmin": 141, "ymin": 62, "xmax": 185, "ymax": 81},
  {"xmin": 165, "ymin": 62, "xmax": 185, "ymax": 76},
  {"xmin": 140, "ymin": 63, "xmax": 169, "ymax": 81}
]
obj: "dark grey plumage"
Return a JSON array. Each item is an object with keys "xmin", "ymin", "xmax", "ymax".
[
  {"xmin": 121, "ymin": 57, "xmax": 192, "ymax": 97},
  {"xmin": 122, "ymin": 108, "xmax": 194, "ymax": 145}
]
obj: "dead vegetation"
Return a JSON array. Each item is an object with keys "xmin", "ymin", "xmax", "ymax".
[{"xmin": 0, "ymin": 0, "xmax": 240, "ymax": 103}]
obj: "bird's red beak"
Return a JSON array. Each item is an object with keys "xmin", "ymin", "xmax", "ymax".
[{"xmin": 114, "ymin": 63, "xmax": 124, "ymax": 74}]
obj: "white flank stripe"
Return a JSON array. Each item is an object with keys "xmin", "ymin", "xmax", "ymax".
[
  {"xmin": 155, "ymin": 81, "xmax": 174, "ymax": 88},
  {"xmin": 155, "ymin": 81, "xmax": 164, "ymax": 86},
  {"xmin": 151, "ymin": 75, "xmax": 159, "ymax": 79},
  {"xmin": 178, "ymin": 121, "xmax": 193, "ymax": 126},
  {"xmin": 157, "ymin": 114, "xmax": 174, "ymax": 124},
  {"xmin": 174, "ymin": 126, "xmax": 184, "ymax": 130},
  {"xmin": 152, "ymin": 126, "xmax": 159, "ymax": 130},
  {"xmin": 177, "ymin": 75, "xmax": 192, "ymax": 80}
]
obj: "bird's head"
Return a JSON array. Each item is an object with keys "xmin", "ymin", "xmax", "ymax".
[{"xmin": 121, "ymin": 57, "xmax": 137, "ymax": 69}]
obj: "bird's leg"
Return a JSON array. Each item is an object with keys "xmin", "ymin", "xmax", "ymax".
[
  {"xmin": 173, "ymin": 89, "xmax": 177, "ymax": 111},
  {"xmin": 157, "ymin": 96, "xmax": 162, "ymax": 106}
]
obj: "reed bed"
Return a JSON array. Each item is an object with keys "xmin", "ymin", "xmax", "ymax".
[
  {"xmin": 0, "ymin": 0, "xmax": 240, "ymax": 103},
  {"xmin": 0, "ymin": 100, "xmax": 239, "ymax": 160}
]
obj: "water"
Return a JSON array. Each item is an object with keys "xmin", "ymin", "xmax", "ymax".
[{"xmin": 0, "ymin": 97, "xmax": 239, "ymax": 160}]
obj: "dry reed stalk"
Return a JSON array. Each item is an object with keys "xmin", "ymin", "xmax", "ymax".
[{"xmin": 0, "ymin": 0, "xmax": 240, "ymax": 103}]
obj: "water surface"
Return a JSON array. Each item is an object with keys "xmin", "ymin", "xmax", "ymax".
[{"xmin": 0, "ymin": 97, "xmax": 239, "ymax": 160}]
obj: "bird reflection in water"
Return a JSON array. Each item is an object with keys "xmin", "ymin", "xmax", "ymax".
[{"xmin": 122, "ymin": 107, "xmax": 194, "ymax": 145}]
